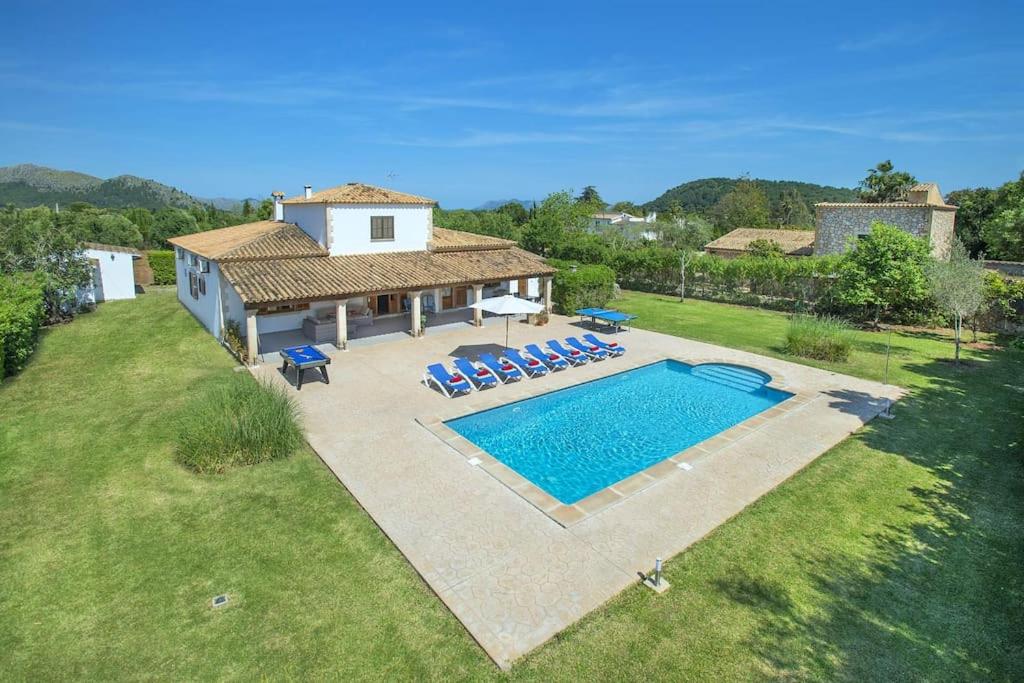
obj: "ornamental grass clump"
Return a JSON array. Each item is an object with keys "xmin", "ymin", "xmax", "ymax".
[
  {"xmin": 784, "ymin": 314, "xmax": 853, "ymax": 362},
  {"xmin": 176, "ymin": 376, "xmax": 304, "ymax": 473}
]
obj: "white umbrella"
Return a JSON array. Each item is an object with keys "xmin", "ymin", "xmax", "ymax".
[{"xmin": 469, "ymin": 294, "xmax": 544, "ymax": 347}]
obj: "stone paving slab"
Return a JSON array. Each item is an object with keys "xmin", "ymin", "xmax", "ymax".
[{"xmin": 253, "ymin": 314, "xmax": 902, "ymax": 669}]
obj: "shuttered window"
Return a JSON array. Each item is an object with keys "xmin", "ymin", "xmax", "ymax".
[{"xmin": 370, "ymin": 216, "xmax": 395, "ymax": 241}]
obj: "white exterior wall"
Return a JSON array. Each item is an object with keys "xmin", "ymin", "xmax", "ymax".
[
  {"xmin": 326, "ymin": 204, "xmax": 432, "ymax": 255},
  {"xmin": 174, "ymin": 249, "xmax": 242, "ymax": 339},
  {"xmin": 81, "ymin": 248, "xmax": 136, "ymax": 302},
  {"xmin": 281, "ymin": 203, "xmax": 328, "ymax": 246}
]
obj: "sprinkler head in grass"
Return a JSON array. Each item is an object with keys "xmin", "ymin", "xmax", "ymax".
[{"xmin": 211, "ymin": 594, "xmax": 229, "ymax": 608}]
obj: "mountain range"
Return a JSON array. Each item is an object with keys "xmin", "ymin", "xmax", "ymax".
[{"xmin": 643, "ymin": 177, "xmax": 857, "ymax": 214}]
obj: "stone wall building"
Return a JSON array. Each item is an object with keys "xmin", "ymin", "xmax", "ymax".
[{"xmin": 814, "ymin": 183, "xmax": 957, "ymax": 259}]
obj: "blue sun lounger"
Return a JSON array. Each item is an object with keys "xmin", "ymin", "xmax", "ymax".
[
  {"xmin": 546, "ymin": 339, "xmax": 589, "ymax": 366},
  {"xmin": 566, "ymin": 336, "xmax": 609, "ymax": 360},
  {"xmin": 478, "ymin": 353, "xmax": 523, "ymax": 383},
  {"xmin": 574, "ymin": 307, "xmax": 637, "ymax": 332},
  {"xmin": 504, "ymin": 348, "xmax": 550, "ymax": 377},
  {"xmin": 423, "ymin": 363, "xmax": 473, "ymax": 397},
  {"xmin": 453, "ymin": 357, "xmax": 498, "ymax": 390},
  {"xmin": 525, "ymin": 343, "xmax": 569, "ymax": 371},
  {"xmin": 583, "ymin": 332, "xmax": 626, "ymax": 356}
]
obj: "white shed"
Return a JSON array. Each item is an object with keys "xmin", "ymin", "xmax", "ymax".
[{"xmin": 78, "ymin": 242, "xmax": 141, "ymax": 304}]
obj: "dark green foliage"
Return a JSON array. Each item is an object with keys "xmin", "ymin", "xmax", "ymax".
[
  {"xmin": 175, "ymin": 375, "xmax": 304, "ymax": 474},
  {"xmin": 645, "ymin": 177, "xmax": 856, "ymax": 216},
  {"xmin": 947, "ymin": 186, "xmax": 998, "ymax": 257},
  {"xmin": 746, "ymin": 238, "xmax": 785, "ymax": 259},
  {"xmin": 980, "ymin": 171, "xmax": 1024, "ymax": 260},
  {"xmin": 147, "ymin": 250, "xmax": 176, "ymax": 285},
  {"xmin": 858, "ymin": 160, "xmax": 917, "ymax": 203},
  {"xmin": 551, "ymin": 261, "xmax": 615, "ymax": 314},
  {"xmin": 784, "ymin": 315, "xmax": 853, "ymax": 362},
  {"xmin": 0, "ymin": 272, "xmax": 47, "ymax": 377},
  {"xmin": 151, "ymin": 208, "xmax": 199, "ymax": 248},
  {"xmin": 711, "ymin": 178, "xmax": 772, "ymax": 233},
  {"xmin": 432, "ymin": 207, "xmax": 517, "ymax": 240},
  {"xmin": 833, "ymin": 222, "xmax": 932, "ymax": 325}
]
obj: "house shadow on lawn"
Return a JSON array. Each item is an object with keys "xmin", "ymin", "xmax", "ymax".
[{"xmin": 712, "ymin": 344, "xmax": 1024, "ymax": 679}]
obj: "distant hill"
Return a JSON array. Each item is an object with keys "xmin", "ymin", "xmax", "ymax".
[
  {"xmin": 475, "ymin": 198, "xmax": 536, "ymax": 211},
  {"xmin": 0, "ymin": 163, "xmax": 206, "ymax": 210},
  {"xmin": 644, "ymin": 178, "xmax": 857, "ymax": 214},
  {"xmin": 195, "ymin": 196, "xmax": 261, "ymax": 211}
]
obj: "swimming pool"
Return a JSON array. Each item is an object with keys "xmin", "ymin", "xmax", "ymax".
[{"xmin": 445, "ymin": 360, "xmax": 791, "ymax": 505}]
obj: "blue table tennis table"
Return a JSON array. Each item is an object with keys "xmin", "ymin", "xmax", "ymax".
[
  {"xmin": 279, "ymin": 344, "xmax": 331, "ymax": 390},
  {"xmin": 575, "ymin": 307, "xmax": 637, "ymax": 333}
]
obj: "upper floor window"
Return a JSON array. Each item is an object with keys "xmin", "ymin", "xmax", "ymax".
[{"xmin": 370, "ymin": 215, "xmax": 395, "ymax": 241}]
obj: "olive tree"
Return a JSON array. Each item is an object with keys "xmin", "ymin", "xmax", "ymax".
[{"xmin": 925, "ymin": 238, "xmax": 986, "ymax": 365}]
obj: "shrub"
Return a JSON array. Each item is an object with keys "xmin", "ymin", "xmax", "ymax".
[
  {"xmin": 175, "ymin": 376, "xmax": 304, "ymax": 473},
  {"xmin": 223, "ymin": 319, "xmax": 248, "ymax": 364},
  {"xmin": 551, "ymin": 262, "xmax": 616, "ymax": 314},
  {"xmin": 784, "ymin": 315, "xmax": 853, "ymax": 362},
  {"xmin": 148, "ymin": 250, "xmax": 176, "ymax": 285},
  {"xmin": 0, "ymin": 273, "xmax": 47, "ymax": 378}
]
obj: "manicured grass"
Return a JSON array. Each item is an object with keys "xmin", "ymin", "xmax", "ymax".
[{"xmin": 2, "ymin": 289, "xmax": 1021, "ymax": 679}]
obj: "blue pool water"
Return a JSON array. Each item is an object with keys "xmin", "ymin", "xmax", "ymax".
[{"xmin": 446, "ymin": 360, "xmax": 791, "ymax": 505}]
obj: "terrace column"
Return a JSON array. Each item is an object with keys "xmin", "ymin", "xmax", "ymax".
[
  {"xmin": 472, "ymin": 284, "xmax": 484, "ymax": 326},
  {"xmin": 411, "ymin": 290, "xmax": 423, "ymax": 337},
  {"xmin": 542, "ymin": 277, "xmax": 553, "ymax": 313},
  {"xmin": 335, "ymin": 299, "xmax": 348, "ymax": 351},
  {"xmin": 245, "ymin": 309, "xmax": 258, "ymax": 366},
  {"xmin": 433, "ymin": 287, "xmax": 443, "ymax": 313}
]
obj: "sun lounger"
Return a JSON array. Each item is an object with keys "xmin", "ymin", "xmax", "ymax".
[
  {"xmin": 504, "ymin": 348, "xmax": 550, "ymax": 377},
  {"xmin": 453, "ymin": 357, "xmax": 498, "ymax": 390},
  {"xmin": 566, "ymin": 336, "xmax": 609, "ymax": 360},
  {"xmin": 423, "ymin": 363, "xmax": 473, "ymax": 397},
  {"xmin": 525, "ymin": 343, "xmax": 569, "ymax": 371},
  {"xmin": 479, "ymin": 353, "xmax": 523, "ymax": 383},
  {"xmin": 583, "ymin": 333, "xmax": 625, "ymax": 356},
  {"xmin": 546, "ymin": 339, "xmax": 589, "ymax": 366}
]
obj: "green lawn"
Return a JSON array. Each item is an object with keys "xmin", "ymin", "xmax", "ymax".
[{"xmin": 1, "ymin": 290, "xmax": 1021, "ymax": 680}]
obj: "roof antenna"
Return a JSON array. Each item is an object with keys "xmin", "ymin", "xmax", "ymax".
[{"xmin": 385, "ymin": 171, "xmax": 399, "ymax": 183}]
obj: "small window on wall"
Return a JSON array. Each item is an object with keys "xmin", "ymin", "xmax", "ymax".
[
  {"xmin": 255, "ymin": 302, "xmax": 310, "ymax": 315},
  {"xmin": 176, "ymin": 247, "xmax": 184, "ymax": 260},
  {"xmin": 198, "ymin": 276, "xmax": 207, "ymax": 296},
  {"xmin": 200, "ymin": 259, "xmax": 210, "ymax": 273},
  {"xmin": 370, "ymin": 215, "xmax": 395, "ymax": 241},
  {"xmin": 190, "ymin": 254, "xmax": 199, "ymax": 267},
  {"xmin": 188, "ymin": 271, "xmax": 199, "ymax": 300}
]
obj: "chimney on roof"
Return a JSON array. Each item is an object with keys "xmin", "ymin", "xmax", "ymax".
[
  {"xmin": 271, "ymin": 191, "xmax": 285, "ymax": 221},
  {"xmin": 304, "ymin": 185, "xmax": 313, "ymax": 199}
]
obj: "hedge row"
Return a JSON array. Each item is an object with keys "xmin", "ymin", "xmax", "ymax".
[
  {"xmin": 0, "ymin": 273, "xmax": 47, "ymax": 378},
  {"xmin": 551, "ymin": 261, "xmax": 616, "ymax": 314},
  {"xmin": 148, "ymin": 250, "xmax": 176, "ymax": 285}
]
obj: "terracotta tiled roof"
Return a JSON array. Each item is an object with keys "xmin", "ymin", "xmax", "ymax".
[
  {"xmin": 220, "ymin": 247, "xmax": 555, "ymax": 305},
  {"xmin": 429, "ymin": 227, "xmax": 515, "ymax": 252},
  {"xmin": 815, "ymin": 201, "xmax": 957, "ymax": 210},
  {"xmin": 82, "ymin": 242, "xmax": 142, "ymax": 256},
  {"xmin": 282, "ymin": 182, "xmax": 436, "ymax": 205},
  {"xmin": 704, "ymin": 228, "xmax": 815, "ymax": 256},
  {"xmin": 167, "ymin": 221, "xmax": 326, "ymax": 261},
  {"xmin": 909, "ymin": 182, "xmax": 937, "ymax": 192}
]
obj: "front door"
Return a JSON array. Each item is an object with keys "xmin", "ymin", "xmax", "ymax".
[
  {"xmin": 376, "ymin": 294, "xmax": 391, "ymax": 314},
  {"xmin": 454, "ymin": 286, "xmax": 468, "ymax": 307},
  {"xmin": 517, "ymin": 278, "xmax": 528, "ymax": 297}
]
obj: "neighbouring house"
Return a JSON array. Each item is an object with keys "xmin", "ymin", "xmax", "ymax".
[
  {"xmin": 168, "ymin": 182, "xmax": 556, "ymax": 363},
  {"xmin": 589, "ymin": 211, "xmax": 659, "ymax": 240},
  {"xmin": 703, "ymin": 228, "xmax": 815, "ymax": 259},
  {"xmin": 814, "ymin": 182, "xmax": 957, "ymax": 259},
  {"xmin": 77, "ymin": 242, "xmax": 141, "ymax": 305}
]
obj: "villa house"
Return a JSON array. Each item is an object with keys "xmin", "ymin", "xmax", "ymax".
[
  {"xmin": 168, "ymin": 183, "xmax": 555, "ymax": 363},
  {"xmin": 589, "ymin": 210, "xmax": 658, "ymax": 240},
  {"xmin": 814, "ymin": 183, "xmax": 957, "ymax": 259}
]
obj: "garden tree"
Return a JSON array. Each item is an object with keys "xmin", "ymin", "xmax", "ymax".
[
  {"xmin": 123, "ymin": 207, "xmax": 155, "ymax": 246},
  {"xmin": 925, "ymin": 238, "xmax": 986, "ymax": 365},
  {"xmin": 710, "ymin": 178, "xmax": 771, "ymax": 234},
  {"xmin": 946, "ymin": 186, "xmax": 997, "ymax": 257},
  {"xmin": 152, "ymin": 207, "xmax": 198, "ymax": 248},
  {"xmin": 610, "ymin": 201, "xmax": 644, "ymax": 216},
  {"xmin": 575, "ymin": 185, "xmax": 605, "ymax": 208},
  {"xmin": 658, "ymin": 214, "xmax": 714, "ymax": 251},
  {"xmin": 833, "ymin": 221, "xmax": 931, "ymax": 326},
  {"xmin": 495, "ymin": 201, "xmax": 529, "ymax": 226},
  {"xmin": 660, "ymin": 199, "xmax": 685, "ymax": 223},
  {"xmin": 981, "ymin": 171, "xmax": 1024, "ymax": 260},
  {"xmin": 746, "ymin": 238, "xmax": 786, "ymax": 259},
  {"xmin": 0, "ymin": 206, "xmax": 91, "ymax": 322},
  {"xmin": 858, "ymin": 160, "xmax": 917, "ymax": 203},
  {"xmin": 256, "ymin": 198, "xmax": 273, "ymax": 220},
  {"xmin": 241, "ymin": 199, "xmax": 253, "ymax": 217},
  {"xmin": 521, "ymin": 191, "xmax": 590, "ymax": 256},
  {"xmin": 68, "ymin": 209, "xmax": 143, "ymax": 247},
  {"xmin": 775, "ymin": 188, "xmax": 813, "ymax": 227}
]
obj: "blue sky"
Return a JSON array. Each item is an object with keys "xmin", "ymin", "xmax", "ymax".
[{"xmin": 2, "ymin": 1, "xmax": 1023, "ymax": 207}]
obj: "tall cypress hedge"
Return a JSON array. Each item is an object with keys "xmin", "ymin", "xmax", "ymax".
[
  {"xmin": 148, "ymin": 250, "xmax": 177, "ymax": 285},
  {"xmin": 551, "ymin": 261, "xmax": 616, "ymax": 314},
  {"xmin": 0, "ymin": 273, "xmax": 47, "ymax": 378}
]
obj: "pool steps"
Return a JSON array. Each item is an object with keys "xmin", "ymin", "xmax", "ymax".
[{"xmin": 690, "ymin": 364, "xmax": 769, "ymax": 393}]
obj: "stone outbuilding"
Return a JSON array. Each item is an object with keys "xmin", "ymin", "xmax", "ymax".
[
  {"xmin": 814, "ymin": 183, "xmax": 957, "ymax": 259},
  {"xmin": 704, "ymin": 228, "xmax": 815, "ymax": 259}
]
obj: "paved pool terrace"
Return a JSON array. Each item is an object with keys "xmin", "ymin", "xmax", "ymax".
[{"xmin": 253, "ymin": 315, "xmax": 903, "ymax": 669}]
